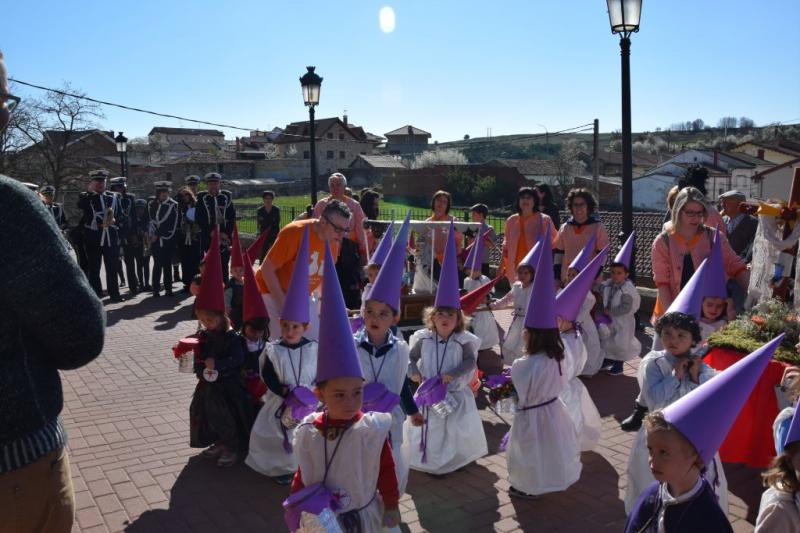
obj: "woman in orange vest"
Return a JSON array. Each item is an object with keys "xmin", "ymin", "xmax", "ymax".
[{"xmin": 501, "ymin": 187, "xmax": 557, "ymax": 284}]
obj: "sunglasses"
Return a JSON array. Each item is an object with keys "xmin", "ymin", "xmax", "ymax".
[
  {"xmin": 323, "ymin": 215, "xmax": 349, "ymax": 234},
  {"xmin": 3, "ymin": 94, "xmax": 21, "ymax": 113}
]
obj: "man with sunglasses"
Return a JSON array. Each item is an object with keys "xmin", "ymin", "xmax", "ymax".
[
  {"xmin": 313, "ymin": 173, "xmax": 368, "ymax": 308},
  {"xmin": 257, "ymin": 200, "xmax": 351, "ymax": 340}
]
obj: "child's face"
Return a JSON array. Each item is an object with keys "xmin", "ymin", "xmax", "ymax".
[
  {"xmin": 433, "ymin": 308, "xmax": 458, "ymax": 338},
  {"xmin": 198, "ymin": 263, "xmax": 206, "ymax": 274},
  {"xmin": 242, "ymin": 325, "xmax": 264, "ymax": 342},
  {"xmin": 701, "ymin": 297, "xmax": 726, "ymax": 322},
  {"xmin": 280, "ymin": 320, "xmax": 308, "ymax": 344},
  {"xmin": 231, "ymin": 267, "xmax": 245, "ymax": 282},
  {"xmin": 197, "ymin": 309, "xmax": 223, "ymax": 331},
  {"xmin": 660, "ymin": 325, "xmax": 694, "ymax": 356},
  {"xmin": 366, "ymin": 265, "xmax": 380, "ymax": 284},
  {"xmin": 646, "ymin": 428, "xmax": 700, "ymax": 488},
  {"xmin": 317, "ymin": 376, "xmax": 364, "ymax": 420},
  {"xmin": 565, "ymin": 268, "xmax": 579, "ymax": 284},
  {"xmin": 470, "ymin": 211, "xmax": 485, "ymax": 223},
  {"xmin": 363, "ymin": 300, "xmax": 396, "ymax": 339},
  {"xmin": 263, "ymin": 196, "xmax": 273, "ymax": 208},
  {"xmin": 610, "ymin": 265, "xmax": 628, "ymax": 284},
  {"xmin": 469, "ymin": 268, "xmax": 481, "ymax": 280},
  {"xmin": 788, "ymin": 444, "xmax": 800, "ymax": 482},
  {"xmin": 517, "ymin": 266, "xmax": 534, "ymax": 286}
]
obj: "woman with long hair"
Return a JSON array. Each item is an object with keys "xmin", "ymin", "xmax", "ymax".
[{"xmin": 501, "ymin": 187, "xmax": 557, "ymax": 283}]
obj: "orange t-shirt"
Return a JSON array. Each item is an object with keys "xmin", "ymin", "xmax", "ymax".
[
  {"xmin": 256, "ymin": 219, "xmax": 340, "ymax": 294},
  {"xmin": 515, "ymin": 214, "xmax": 535, "ymax": 264}
]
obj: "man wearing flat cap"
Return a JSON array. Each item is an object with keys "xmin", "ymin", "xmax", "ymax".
[
  {"xmin": 184, "ymin": 175, "xmax": 200, "ymax": 196},
  {"xmin": 720, "ymin": 189, "xmax": 758, "ymax": 262},
  {"xmin": 39, "ymin": 185, "xmax": 68, "ymax": 232},
  {"xmin": 109, "ymin": 176, "xmax": 139, "ymax": 295},
  {"xmin": 195, "ymin": 172, "xmax": 236, "ymax": 281},
  {"xmin": 78, "ymin": 169, "xmax": 124, "ymax": 302},
  {"xmin": 148, "ymin": 181, "xmax": 179, "ymax": 297}
]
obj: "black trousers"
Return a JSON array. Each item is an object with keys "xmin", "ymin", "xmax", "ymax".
[
  {"xmin": 69, "ymin": 227, "xmax": 89, "ymax": 277},
  {"xmin": 336, "ymin": 237, "xmax": 362, "ymax": 310},
  {"xmin": 134, "ymin": 244, "xmax": 150, "ymax": 289},
  {"xmin": 180, "ymin": 240, "xmax": 202, "ymax": 287},
  {"xmin": 121, "ymin": 242, "xmax": 139, "ymax": 292},
  {"xmin": 84, "ymin": 230, "xmax": 120, "ymax": 299},
  {"xmin": 152, "ymin": 239, "xmax": 176, "ymax": 294}
]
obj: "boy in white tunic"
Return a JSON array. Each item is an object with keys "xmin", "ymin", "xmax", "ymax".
[
  {"xmin": 246, "ymin": 227, "xmax": 318, "ymax": 484},
  {"xmin": 599, "ymin": 232, "xmax": 641, "ymax": 376},
  {"xmin": 355, "ymin": 214, "xmax": 422, "ymax": 494},
  {"xmin": 462, "ymin": 223, "xmax": 501, "ymax": 354},
  {"xmin": 624, "ymin": 312, "xmax": 728, "ymax": 515},
  {"xmin": 288, "ymin": 244, "xmax": 401, "ymax": 531},
  {"xmin": 506, "ymin": 232, "xmax": 582, "ymax": 498},
  {"xmin": 404, "ymin": 222, "xmax": 487, "ymax": 475}
]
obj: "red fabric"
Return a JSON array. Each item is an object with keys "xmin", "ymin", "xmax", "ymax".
[
  {"xmin": 242, "ymin": 252, "xmax": 268, "ymax": 322},
  {"xmin": 195, "ymin": 228, "xmax": 226, "ymax": 312},
  {"xmin": 704, "ymin": 346, "xmax": 790, "ymax": 468},
  {"xmin": 288, "ymin": 411, "xmax": 400, "ymax": 510}
]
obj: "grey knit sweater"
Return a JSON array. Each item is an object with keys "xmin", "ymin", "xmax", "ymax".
[{"xmin": 0, "ymin": 176, "xmax": 105, "ymax": 473}]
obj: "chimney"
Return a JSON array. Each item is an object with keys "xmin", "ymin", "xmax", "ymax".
[{"xmin": 343, "ymin": 112, "xmax": 348, "ymax": 126}]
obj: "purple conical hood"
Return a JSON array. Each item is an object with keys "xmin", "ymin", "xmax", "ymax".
[
  {"xmin": 434, "ymin": 221, "xmax": 461, "ymax": 309},
  {"xmin": 557, "ymin": 245, "xmax": 610, "ymax": 322},
  {"xmin": 369, "ymin": 221, "xmax": 394, "ymax": 266},
  {"xmin": 525, "ymin": 226, "xmax": 557, "ymax": 329},
  {"xmin": 663, "ymin": 334, "xmax": 784, "ymax": 465},
  {"xmin": 665, "ymin": 258, "xmax": 708, "ymax": 319},
  {"xmin": 568, "ymin": 233, "xmax": 598, "ymax": 272},
  {"xmin": 281, "ymin": 225, "xmax": 310, "ymax": 323},
  {"xmin": 366, "ymin": 211, "xmax": 411, "ymax": 313},
  {"xmin": 464, "ymin": 223, "xmax": 488, "ymax": 272},
  {"xmin": 517, "ymin": 230, "xmax": 545, "ymax": 270},
  {"xmin": 316, "ymin": 243, "xmax": 364, "ymax": 383},
  {"xmin": 783, "ymin": 403, "xmax": 800, "ymax": 449},
  {"xmin": 705, "ymin": 226, "xmax": 728, "ymax": 299},
  {"xmin": 614, "ymin": 231, "xmax": 635, "ymax": 269}
]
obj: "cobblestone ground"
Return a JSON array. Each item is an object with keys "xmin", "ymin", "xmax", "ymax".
[{"xmin": 63, "ymin": 289, "xmax": 763, "ymax": 532}]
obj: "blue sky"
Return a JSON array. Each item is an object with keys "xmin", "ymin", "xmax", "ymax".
[{"xmin": 5, "ymin": 1, "xmax": 799, "ymax": 143}]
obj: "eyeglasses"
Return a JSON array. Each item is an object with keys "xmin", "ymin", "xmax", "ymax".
[
  {"xmin": 682, "ymin": 209, "xmax": 705, "ymax": 218},
  {"xmin": 323, "ymin": 215, "xmax": 349, "ymax": 234},
  {"xmin": 3, "ymin": 94, "xmax": 21, "ymax": 114},
  {"xmin": 572, "ymin": 202, "xmax": 587, "ymax": 208}
]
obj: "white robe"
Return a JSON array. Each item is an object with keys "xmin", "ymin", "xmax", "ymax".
[
  {"xmin": 245, "ymin": 340, "xmax": 318, "ymax": 476},
  {"xmin": 499, "ymin": 282, "xmax": 533, "ymax": 364},
  {"xmin": 507, "ymin": 352, "xmax": 582, "ymax": 495},
  {"xmin": 357, "ymin": 336, "xmax": 412, "ymax": 495},
  {"xmin": 559, "ymin": 331, "xmax": 602, "ymax": 452},
  {"xmin": 599, "ymin": 280, "xmax": 641, "ymax": 362},
  {"xmin": 575, "ymin": 292, "xmax": 603, "ymax": 376},
  {"xmin": 403, "ymin": 329, "xmax": 487, "ymax": 475},
  {"xmin": 294, "ymin": 412, "xmax": 392, "ymax": 532},
  {"xmin": 624, "ymin": 349, "xmax": 729, "ymax": 516},
  {"xmin": 464, "ymin": 275, "xmax": 500, "ymax": 350},
  {"xmin": 755, "ymin": 486, "xmax": 800, "ymax": 533}
]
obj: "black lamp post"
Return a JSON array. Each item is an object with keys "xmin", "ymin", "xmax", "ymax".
[
  {"xmin": 115, "ymin": 132, "xmax": 128, "ymax": 177},
  {"xmin": 300, "ymin": 66, "xmax": 322, "ymax": 206},
  {"xmin": 607, "ymin": 0, "xmax": 642, "ymax": 255}
]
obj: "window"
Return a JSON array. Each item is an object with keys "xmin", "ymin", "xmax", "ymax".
[
  {"xmin": 339, "ymin": 133, "xmax": 345, "ymax": 140},
  {"xmin": 339, "ymin": 151, "xmax": 346, "ymax": 159},
  {"xmin": 360, "ymin": 151, "xmax": 367, "ymax": 155},
  {"xmin": 303, "ymin": 151, "xmax": 309, "ymax": 159},
  {"xmin": 326, "ymin": 132, "xmax": 333, "ymax": 139},
  {"xmin": 327, "ymin": 150, "xmax": 334, "ymax": 159}
]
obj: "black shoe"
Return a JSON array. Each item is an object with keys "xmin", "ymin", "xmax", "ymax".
[
  {"xmin": 109, "ymin": 295, "xmax": 125, "ymax": 303},
  {"xmin": 509, "ymin": 486, "xmax": 540, "ymax": 500},
  {"xmin": 152, "ymin": 292, "xmax": 160, "ymax": 298},
  {"xmin": 165, "ymin": 291, "xmax": 174, "ymax": 297},
  {"xmin": 620, "ymin": 402, "xmax": 648, "ymax": 432},
  {"xmin": 143, "ymin": 284, "xmax": 152, "ymax": 291}
]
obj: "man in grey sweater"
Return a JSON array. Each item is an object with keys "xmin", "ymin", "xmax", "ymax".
[{"xmin": 0, "ymin": 175, "xmax": 105, "ymax": 532}]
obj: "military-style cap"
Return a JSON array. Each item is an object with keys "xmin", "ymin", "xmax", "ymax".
[
  {"xmin": 109, "ymin": 177, "xmax": 127, "ymax": 187},
  {"xmin": 22, "ymin": 182, "xmax": 39, "ymax": 191},
  {"xmin": 203, "ymin": 172, "xmax": 221, "ymax": 182},
  {"xmin": 135, "ymin": 198, "xmax": 148, "ymax": 207},
  {"xmin": 40, "ymin": 185, "xmax": 56, "ymax": 195},
  {"xmin": 89, "ymin": 169, "xmax": 110, "ymax": 181},
  {"xmin": 185, "ymin": 175, "xmax": 200, "ymax": 185},
  {"xmin": 719, "ymin": 190, "xmax": 746, "ymax": 201},
  {"xmin": 154, "ymin": 181, "xmax": 172, "ymax": 191}
]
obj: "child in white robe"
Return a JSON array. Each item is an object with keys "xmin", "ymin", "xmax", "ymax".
[
  {"xmin": 599, "ymin": 261, "xmax": 642, "ymax": 375},
  {"xmin": 492, "ymin": 263, "xmax": 534, "ymax": 364},
  {"xmin": 559, "ymin": 326, "xmax": 602, "ymax": 452},
  {"xmin": 463, "ymin": 268, "xmax": 500, "ymax": 351}
]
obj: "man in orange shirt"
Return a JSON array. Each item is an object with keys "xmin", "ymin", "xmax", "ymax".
[{"xmin": 257, "ymin": 200, "xmax": 350, "ymax": 340}]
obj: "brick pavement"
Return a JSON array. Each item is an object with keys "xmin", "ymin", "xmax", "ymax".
[{"xmin": 62, "ymin": 290, "xmax": 764, "ymax": 532}]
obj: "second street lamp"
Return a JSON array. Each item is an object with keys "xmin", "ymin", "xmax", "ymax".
[
  {"xmin": 300, "ymin": 66, "xmax": 323, "ymax": 206},
  {"xmin": 115, "ymin": 131, "xmax": 128, "ymax": 178},
  {"xmin": 607, "ymin": 0, "xmax": 642, "ymax": 271}
]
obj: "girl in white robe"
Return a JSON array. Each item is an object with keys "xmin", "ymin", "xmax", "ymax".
[
  {"xmin": 245, "ymin": 338, "xmax": 318, "ymax": 481},
  {"xmin": 403, "ymin": 309, "xmax": 487, "ymax": 475},
  {"xmin": 463, "ymin": 273, "xmax": 500, "ymax": 351},
  {"xmin": 506, "ymin": 327, "xmax": 582, "ymax": 497},
  {"xmin": 598, "ymin": 267, "xmax": 642, "ymax": 373},
  {"xmin": 559, "ymin": 328, "xmax": 602, "ymax": 452},
  {"xmin": 624, "ymin": 312, "xmax": 728, "ymax": 515},
  {"xmin": 492, "ymin": 264, "xmax": 535, "ymax": 364}
]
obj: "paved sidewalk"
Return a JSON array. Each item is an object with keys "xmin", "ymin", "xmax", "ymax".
[{"xmin": 62, "ymin": 291, "xmax": 763, "ymax": 532}]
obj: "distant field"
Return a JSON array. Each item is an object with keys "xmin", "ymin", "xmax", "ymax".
[{"xmin": 235, "ymin": 194, "xmax": 508, "ymax": 234}]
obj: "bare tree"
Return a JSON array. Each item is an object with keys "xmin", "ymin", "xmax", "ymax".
[
  {"xmin": 0, "ymin": 83, "xmax": 34, "ymax": 176},
  {"xmin": 717, "ymin": 116, "xmax": 738, "ymax": 130},
  {"xmin": 14, "ymin": 83, "xmax": 105, "ymax": 191},
  {"xmin": 739, "ymin": 116, "xmax": 755, "ymax": 129},
  {"xmin": 551, "ymin": 140, "xmax": 585, "ymax": 200},
  {"xmin": 411, "ymin": 148, "xmax": 468, "ymax": 169}
]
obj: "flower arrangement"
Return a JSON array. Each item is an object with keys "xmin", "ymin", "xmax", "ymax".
[
  {"xmin": 707, "ymin": 298, "xmax": 800, "ymax": 365},
  {"xmin": 485, "ymin": 370, "xmax": 517, "ymax": 404}
]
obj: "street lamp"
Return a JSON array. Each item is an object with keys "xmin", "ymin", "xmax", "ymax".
[
  {"xmin": 607, "ymin": 0, "xmax": 642, "ymax": 272},
  {"xmin": 300, "ymin": 66, "xmax": 323, "ymax": 206},
  {"xmin": 115, "ymin": 131, "xmax": 128, "ymax": 177}
]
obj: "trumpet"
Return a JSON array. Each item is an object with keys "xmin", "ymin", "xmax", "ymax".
[{"xmin": 101, "ymin": 207, "xmax": 116, "ymax": 229}]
